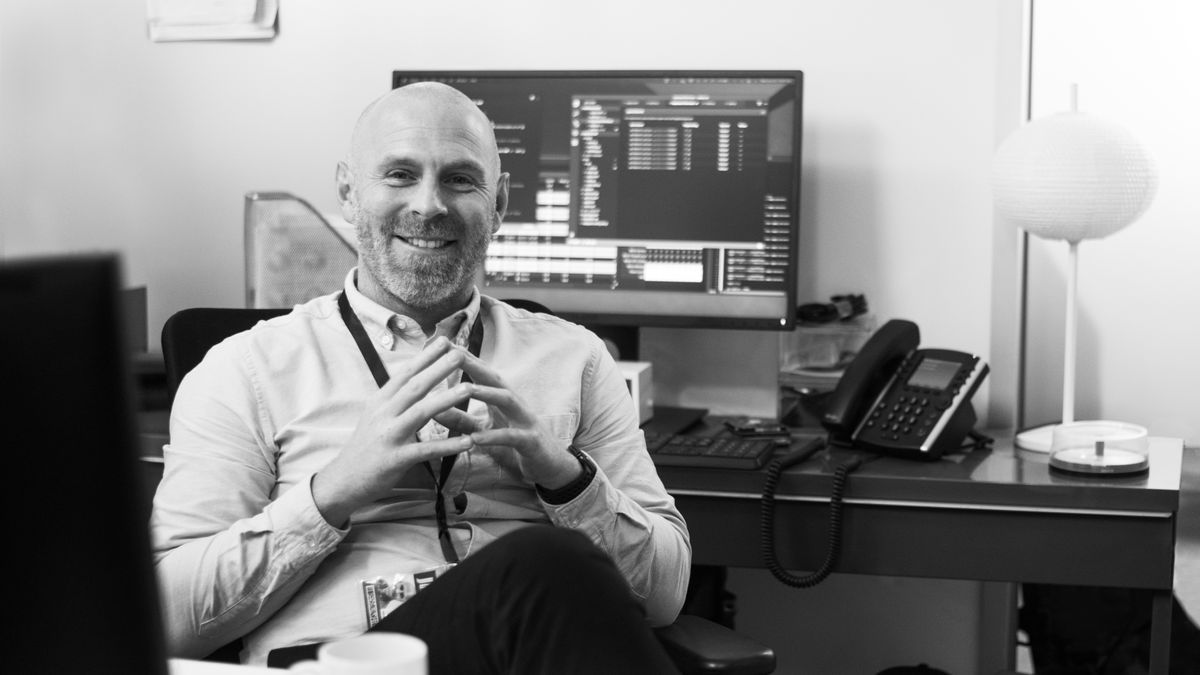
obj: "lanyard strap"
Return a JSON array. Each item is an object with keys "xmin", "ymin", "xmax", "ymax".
[{"xmin": 336, "ymin": 291, "xmax": 483, "ymax": 564}]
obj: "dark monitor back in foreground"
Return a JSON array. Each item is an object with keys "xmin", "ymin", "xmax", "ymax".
[
  {"xmin": 3, "ymin": 254, "xmax": 168, "ymax": 674},
  {"xmin": 393, "ymin": 70, "xmax": 803, "ymax": 330}
]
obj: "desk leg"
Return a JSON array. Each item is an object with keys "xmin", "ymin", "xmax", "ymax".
[
  {"xmin": 1148, "ymin": 589, "xmax": 1173, "ymax": 675},
  {"xmin": 978, "ymin": 582, "xmax": 1018, "ymax": 674}
]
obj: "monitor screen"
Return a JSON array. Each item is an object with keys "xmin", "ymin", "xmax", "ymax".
[
  {"xmin": 392, "ymin": 70, "xmax": 803, "ymax": 330},
  {"xmin": 3, "ymin": 254, "xmax": 169, "ymax": 674}
]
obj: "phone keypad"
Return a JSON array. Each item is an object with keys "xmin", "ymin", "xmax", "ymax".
[{"xmin": 864, "ymin": 394, "xmax": 937, "ymax": 439}]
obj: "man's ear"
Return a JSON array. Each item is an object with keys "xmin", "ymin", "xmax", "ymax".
[
  {"xmin": 493, "ymin": 173, "xmax": 510, "ymax": 233},
  {"xmin": 335, "ymin": 161, "xmax": 356, "ymax": 221}
]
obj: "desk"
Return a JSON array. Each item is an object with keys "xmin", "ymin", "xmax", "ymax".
[{"xmin": 656, "ymin": 427, "xmax": 1183, "ymax": 674}]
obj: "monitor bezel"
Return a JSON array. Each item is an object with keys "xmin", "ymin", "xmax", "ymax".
[
  {"xmin": 390, "ymin": 69, "xmax": 804, "ymax": 331},
  {"xmin": 4, "ymin": 253, "xmax": 170, "ymax": 674}
]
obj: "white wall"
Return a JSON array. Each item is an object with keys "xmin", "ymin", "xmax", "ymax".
[
  {"xmin": 1, "ymin": 0, "xmax": 1012, "ymax": 419},
  {"xmin": 1021, "ymin": 0, "xmax": 1200, "ymax": 446},
  {"xmin": 2, "ymin": 1, "xmax": 1023, "ymax": 673}
]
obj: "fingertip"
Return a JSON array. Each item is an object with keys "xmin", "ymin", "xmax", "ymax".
[{"xmin": 445, "ymin": 435, "xmax": 473, "ymax": 455}]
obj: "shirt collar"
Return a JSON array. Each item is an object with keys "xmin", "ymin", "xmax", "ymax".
[{"xmin": 342, "ymin": 268, "xmax": 481, "ymax": 347}]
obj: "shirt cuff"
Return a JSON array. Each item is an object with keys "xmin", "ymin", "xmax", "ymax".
[{"xmin": 536, "ymin": 446, "xmax": 596, "ymax": 505}]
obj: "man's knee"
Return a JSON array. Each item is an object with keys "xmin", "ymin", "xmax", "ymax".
[
  {"xmin": 500, "ymin": 525, "xmax": 595, "ymax": 559},
  {"xmin": 486, "ymin": 526, "xmax": 624, "ymax": 595}
]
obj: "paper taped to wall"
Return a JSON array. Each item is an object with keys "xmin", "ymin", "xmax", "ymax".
[{"xmin": 146, "ymin": 0, "xmax": 278, "ymax": 42}]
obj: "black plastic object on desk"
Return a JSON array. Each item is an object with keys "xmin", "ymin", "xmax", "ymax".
[{"xmin": 645, "ymin": 431, "xmax": 782, "ymax": 470}]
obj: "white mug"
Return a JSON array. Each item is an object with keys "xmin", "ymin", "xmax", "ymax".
[{"xmin": 289, "ymin": 633, "xmax": 428, "ymax": 675}]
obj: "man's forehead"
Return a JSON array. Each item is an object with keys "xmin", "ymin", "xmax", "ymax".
[
  {"xmin": 372, "ymin": 126, "xmax": 491, "ymax": 166},
  {"xmin": 353, "ymin": 88, "xmax": 498, "ymax": 170}
]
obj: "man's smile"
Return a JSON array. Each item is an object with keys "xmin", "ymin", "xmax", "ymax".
[{"xmin": 397, "ymin": 235, "xmax": 455, "ymax": 250}]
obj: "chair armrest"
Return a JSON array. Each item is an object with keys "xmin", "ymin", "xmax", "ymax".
[{"xmin": 654, "ymin": 615, "xmax": 776, "ymax": 675}]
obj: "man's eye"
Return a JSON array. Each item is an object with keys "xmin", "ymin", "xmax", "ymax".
[
  {"xmin": 385, "ymin": 170, "xmax": 416, "ymax": 183},
  {"xmin": 445, "ymin": 175, "xmax": 478, "ymax": 190}
]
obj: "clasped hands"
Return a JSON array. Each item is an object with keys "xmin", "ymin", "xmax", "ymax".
[{"xmin": 312, "ymin": 336, "xmax": 582, "ymax": 526}]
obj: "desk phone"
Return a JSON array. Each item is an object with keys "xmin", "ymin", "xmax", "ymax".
[{"xmin": 822, "ymin": 319, "xmax": 989, "ymax": 460}]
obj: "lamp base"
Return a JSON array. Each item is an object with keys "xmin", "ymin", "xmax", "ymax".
[{"xmin": 1014, "ymin": 423, "xmax": 1057, "ymax": 453}]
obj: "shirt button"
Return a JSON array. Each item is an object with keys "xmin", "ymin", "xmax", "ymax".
[{"xmin": 379, "ymin": 334, "xmax": 394, "ymax": 349}]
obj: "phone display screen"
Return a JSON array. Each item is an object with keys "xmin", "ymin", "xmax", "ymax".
[{"xmin": 907, "ymin": 357, "xmax": 960, "ymax": 391}]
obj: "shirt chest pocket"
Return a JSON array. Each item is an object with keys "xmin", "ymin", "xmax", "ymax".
[{"xmin": 539, "ymin": 412, "xmax": 580, "ymax": 442}]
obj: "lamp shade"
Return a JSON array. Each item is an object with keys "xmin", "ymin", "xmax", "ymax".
[{"xmin": 992, "ymin": 111, "xmax": 1157, "ymax": 242}]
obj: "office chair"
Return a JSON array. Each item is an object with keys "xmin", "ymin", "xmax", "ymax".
[{"xmin": 158, "ymin": 305, "xmax": 775, "ymax": 674}]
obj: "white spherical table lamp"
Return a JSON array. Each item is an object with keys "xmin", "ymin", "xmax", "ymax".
[{"xmin": 991, "ymin": 87, "xmax": 1158, "ymax": 467}]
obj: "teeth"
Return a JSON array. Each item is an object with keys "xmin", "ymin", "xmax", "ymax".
[{"xmin": 405, "ymin": 238, "xmax": 450, "ymax": 249}]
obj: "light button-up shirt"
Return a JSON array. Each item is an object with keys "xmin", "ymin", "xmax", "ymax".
[{"xmin": 151, "ymin": 271, "xmax": 691, "ymax": 665}]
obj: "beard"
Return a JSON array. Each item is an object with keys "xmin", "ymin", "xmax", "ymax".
[{"xmin": 352, "ymin": 206, "xmax": 494, "ymax": 311}]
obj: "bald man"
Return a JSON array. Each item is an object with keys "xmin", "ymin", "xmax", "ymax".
[{"xmin": 151, "ymin": 83, "xmax": 690, "ymax": 673}]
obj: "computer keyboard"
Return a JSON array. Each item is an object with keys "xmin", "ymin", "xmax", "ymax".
[{"xmin": 644, "ymin": 431, "xmax": 780, "ymax": 470}]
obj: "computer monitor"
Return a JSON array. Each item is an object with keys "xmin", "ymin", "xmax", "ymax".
[
  {"xmin": 3, "ymin": 254, "xmax": 168, "ymax": 674},
  {"xmin": 392, "ymin": 70, "xmax": 803, "ymax": 335}
]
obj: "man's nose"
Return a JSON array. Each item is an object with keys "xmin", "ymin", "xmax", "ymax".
[{"xmin": 411, "ymin": 179, "xmax": 448, "ymax": 219}]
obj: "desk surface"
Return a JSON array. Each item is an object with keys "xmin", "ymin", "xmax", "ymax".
[
  {"xmin": 658, "ymin": 422, "xmax": 1182, "ymax": 590},
  {"xmin": 658, "ymin": 423, "xmax": 1182, "ymax": 516}
]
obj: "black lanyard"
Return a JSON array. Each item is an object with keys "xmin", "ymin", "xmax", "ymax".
[{"xmin": 337, "ymin": 291, "xmax": 483, "ymax": 564}]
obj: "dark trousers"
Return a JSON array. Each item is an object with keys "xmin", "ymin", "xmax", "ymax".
[{"xmin": 269, "ymin": 526, "xmax": 679, "ymax": 675}]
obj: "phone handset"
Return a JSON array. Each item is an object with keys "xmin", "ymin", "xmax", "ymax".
[{"xmin": 821, "ymin": 319, "xmax": 920, "ymax": 447}]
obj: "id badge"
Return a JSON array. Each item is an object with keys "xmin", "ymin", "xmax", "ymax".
[{"xmin": 360, "ymin": 563, "xmax": 455, "ymax": 628}]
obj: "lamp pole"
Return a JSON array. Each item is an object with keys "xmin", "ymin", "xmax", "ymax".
[{"xmin": 1061, "ymin": 240, "xmax": 1078, "ymax": 426}]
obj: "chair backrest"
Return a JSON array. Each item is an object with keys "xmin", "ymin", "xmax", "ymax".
[{"xmin": 161, "ymin": 307, "xmax": 289, "ymax": 403}]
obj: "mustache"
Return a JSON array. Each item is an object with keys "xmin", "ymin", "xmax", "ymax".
[{"xmin": 386, "ymin": 213, "xmax": 467, "ymax": 239}]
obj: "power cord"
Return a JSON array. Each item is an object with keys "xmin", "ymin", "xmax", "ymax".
[{"xmin": 760, "ymin": 438, "xmax": 867, "ymax": 588}]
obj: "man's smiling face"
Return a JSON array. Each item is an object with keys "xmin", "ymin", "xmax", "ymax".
[{"xmin": 338, "ymin": 83, "xmax": 508, "ymax": 320}]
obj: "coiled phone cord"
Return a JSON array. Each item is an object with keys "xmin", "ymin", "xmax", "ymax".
[{"xmin": 760, "ymin": 438, "xmax": 864, "ymax": 588}]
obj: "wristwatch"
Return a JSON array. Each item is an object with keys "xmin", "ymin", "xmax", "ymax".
[{"xmin": 535, "ymin": 446, "xmax": 596, "ymax": 505}]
